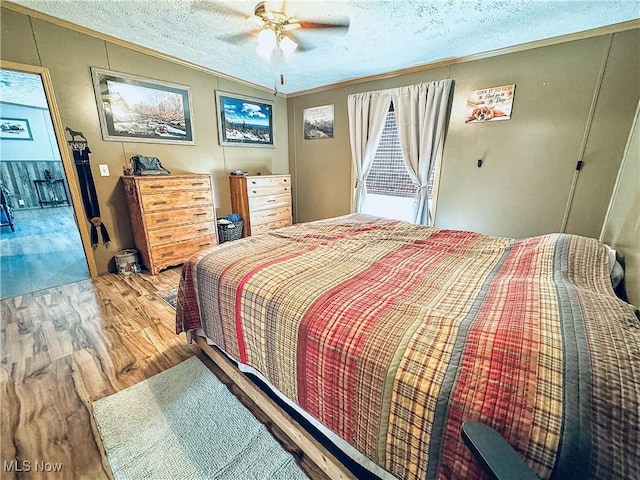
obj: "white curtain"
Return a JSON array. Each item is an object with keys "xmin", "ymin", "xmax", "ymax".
[
  {"xmin": 394, "ymin": 79, "xmax": 453, "ymax": 225},
  {"xmin": 347, "ymin": 92, "xmax": 392, "ymax": 212}
]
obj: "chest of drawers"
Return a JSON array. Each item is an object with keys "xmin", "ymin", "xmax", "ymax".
[
  {"xmin": 122, "ymin": 174, "xmax": 218, "ymax": 275},
  {"xmin": 229, "ymin": 174, "xmax": 292, "ymax": 236}
]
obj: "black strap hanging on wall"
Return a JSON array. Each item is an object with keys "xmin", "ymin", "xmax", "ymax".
[{"xmin": 68, "ymin": 131, "xmax": 110, "ymax": 248}]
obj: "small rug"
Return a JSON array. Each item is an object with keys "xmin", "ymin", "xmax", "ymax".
[
  {"xmin": 92, "ymin": 356, "xmax": 309, "ymax": 480},
  {"xmin": 155, "ymin": 286, "xmax": 178, "ymax": 309}
]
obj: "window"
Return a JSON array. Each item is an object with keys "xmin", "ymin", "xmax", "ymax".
[{"xmin": 362, "ymin": 107, "xmax": 436, "ymax": 222}]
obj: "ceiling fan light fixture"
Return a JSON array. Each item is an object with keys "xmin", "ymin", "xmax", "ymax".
[
  {"xmin": 255, "ymin": 28, "xmax": 277, "ymax": 59},
  {"xmin": 255, "ymin": 42, "xmax": 274, "ymax": 61},
  {"xmin": 257, "ymin": 28, "xmax": 277, "ymax": 49},
  {"xmin": 280, "ymin": 35, "xmax": 298, "ymax": 58}
]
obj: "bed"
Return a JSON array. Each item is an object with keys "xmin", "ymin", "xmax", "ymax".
[{"xmin": 176, "ymin": 214, "xmax": 639, "ymax": 480}]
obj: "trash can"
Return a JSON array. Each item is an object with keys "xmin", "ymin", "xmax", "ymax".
[{"xmin": 114, "ymin": 249, "xmax": 141, "ymax": 274}]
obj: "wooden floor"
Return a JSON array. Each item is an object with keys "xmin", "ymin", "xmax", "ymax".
[
  {"xmin": 0, "ymin": 268, "xmax": 328, "ymax": 479},
  {"xmin": 0, "ymin": 206, "xmax": 89, "ymax": 300}
]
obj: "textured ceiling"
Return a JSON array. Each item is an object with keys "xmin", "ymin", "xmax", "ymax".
[
  {"xmin": 9, "ymin": 0, "xmax": 640, "ymax": 94},
  {"xmin": 0, "ymin": 69, "xmax": 48, "ymax": 108}
]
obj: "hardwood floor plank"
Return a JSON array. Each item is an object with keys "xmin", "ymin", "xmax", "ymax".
[
  {"xmin": 71, "ymin": 349, "xmax": 108, "ymax": 402},
  {"xmin": 1, "ymin": 268, "xmax": 331, "ymax": 479},
  {"xmin": 1, "ymin": 364, "xmax": 19, "ymax": 474},
  {"xmin": 1, "ymin": 270, "xmax": 194, "ymax": 479}
]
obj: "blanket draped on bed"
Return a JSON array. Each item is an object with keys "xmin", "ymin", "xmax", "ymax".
[{"xmin": 176, "ymin": 215, "xmax": 639, "ymax": 480}]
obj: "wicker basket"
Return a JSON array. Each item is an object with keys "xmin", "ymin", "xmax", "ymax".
[{"xmin": 217, "ymin": 219, "xmax": 243, "ymax": 243}]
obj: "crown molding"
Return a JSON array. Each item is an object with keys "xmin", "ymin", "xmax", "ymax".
[{"xmin": 288, "ymin": 19, "xmax": 640, "ymax": 98}]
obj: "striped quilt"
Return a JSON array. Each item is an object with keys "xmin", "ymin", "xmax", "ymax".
[{"xmin": 176, "ymin": 214, "xmax": 640, "ymax": 480}]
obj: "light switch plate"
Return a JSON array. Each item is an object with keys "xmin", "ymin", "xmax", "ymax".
[{"xmin": 99, "ymin": 164, "xmax": 110, "ymax": 176}]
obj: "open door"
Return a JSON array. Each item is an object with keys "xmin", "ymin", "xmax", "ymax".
[{"xmin": 1, "ymin": 60, "xmax": 97, "ymax": 279}]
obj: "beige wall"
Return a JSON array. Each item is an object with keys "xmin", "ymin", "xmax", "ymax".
[
  {"xmin": 288, "ymin": 29, "xmax": 640, "ymax": 240},
  {"xmin": 1, "ymin": 7, "xmax": 289, "ymax": 274},
  {"xmin": 3, "ymin": 6, "xmax": 638, "ymax": 275},
  {"xmin": 601, "ymin": 102, "xmax": 640, "ymax": 307}
]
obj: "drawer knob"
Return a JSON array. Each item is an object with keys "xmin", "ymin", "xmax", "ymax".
[
  {"xmin": 150, "ymin": 185, "xmax": 163, "ymax": 189},
  {"xmin": 194, "ymin": 197, "xmax": 206, "ymax": 201},
  {"xmin": 156, "ymin": 218, "xmax": 169, "ymax": 223},
  {"xmin": 158, "ymin": 235, "xmax": 172, "ymax": 240},
  {"xmin": 153, "ymin": 201, "xmax": 168, "ymax": 205},
  {"xmin": 161, "ymin": 251, "xmax": 174, "ymax": 257},
  {"xmin": 267, "ymin": 199, "xmax": 276, "ymax": 203},
  {"xmin": 195, "ymin": 212, "xmax": 207, "ymax": 216},
  {"xmin": 191, "ymin": 182, "xmax": 205, "ymax": 186}
]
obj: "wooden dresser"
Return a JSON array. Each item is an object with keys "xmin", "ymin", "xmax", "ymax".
[
  {"xmin": 229, "ymin": 174, "xmax": 292, "ymax": 236},
  {"xmin": 122, "ymin": 174, "xmax": 218, "ymax": 275}
]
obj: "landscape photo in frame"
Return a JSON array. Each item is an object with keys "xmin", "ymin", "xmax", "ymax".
[
  {"xmin": 91, "ymin": 68, "xmax": 194, "ymax": 144},
  {"xmin": 216, "ymin": 91, "xmax": 274, "ymax": 147},
  {"xmin": 303, "ymin": 104, "xmax": 334, "ymax": 140}
]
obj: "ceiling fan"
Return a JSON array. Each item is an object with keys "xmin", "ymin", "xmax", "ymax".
[
  {"xmin": 193, "ymin": 1, "xmax": 349, "ymax": 90},
  {"xmin": 198, "ymin": 1, "xmax": 350, "ymax": 59}
]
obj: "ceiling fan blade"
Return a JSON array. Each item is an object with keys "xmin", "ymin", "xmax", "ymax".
[
  {"xmin": 294, "ymin": 40, "xmax": 315, "ymax": 53},
  {"xmin": 191, "ymin": 0, "xmax": 249, "ymax": 19},
  {"xmin": 285, "ymin": 33, "xmax": 315, "ymax": 53},
  {"xmin": 216, "ymin": 30, "xmax": 259, "ymax": 45},
  {"xmin": 297, "ymin": 19, "xmax": 350, "ymax": 31}
]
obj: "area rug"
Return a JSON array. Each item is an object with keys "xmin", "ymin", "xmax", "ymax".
[
  {"xmin": 155, "ymin": 286, "xmax": 178, "ymax": 309},
  {"xmin": 92, "ymin": 356, "xmax": 309, "ymax": 480}
]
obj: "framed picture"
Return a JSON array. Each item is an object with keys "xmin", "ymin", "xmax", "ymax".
[
  {"xmin": 465, "ymin": 84, "xmax": 516, "ymax": 123},
  {"xmin": 303, "ymin": 104, "xmax": 334, "ymax": 139},
  {"xmin": 0, "ymin": 118, "xmax": 32, "ymax": 140},
  {"xmin": 215, "ymin": 91, "xmax": 274, "ymax": 148},
  {"xmin": 91, "ymin": 67, "xmax": 194, "ymax": 144}
]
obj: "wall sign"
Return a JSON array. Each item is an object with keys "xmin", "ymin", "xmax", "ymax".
[{"xmin": 465, "ymin": 84, "xmax": 515, "ymax": 123}]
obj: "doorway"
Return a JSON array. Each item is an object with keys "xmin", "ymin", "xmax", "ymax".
[{"xmin": 0, "ymin": 62, "xmax": 97, "ymax": 299}]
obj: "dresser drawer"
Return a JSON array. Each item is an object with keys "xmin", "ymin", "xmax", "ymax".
[
  {"xmin": 138, "ymin": 177, "xmax": 211, "ymax": 194},
  {"xmin": 150, "ymin": 235, "xmax": 217, "ymax": 265},
  {"xmin": 247, "ymin": 185, "xmax": 291, "ymax": 197},
  {"xmin": 141, "ymin": 190, "xmax": 212, "ymax": 212},
  {"xmin": 251, "ymin": 219, "xmax": 292, "ymax": 236},
  {"xmin": 144, "ymin": 206, "xmax": 214, "ymax": 229},
  {"xmin": 147, "ymin": 221, "xmax": 216, "ymax": 247},
  {"xmin": 250, "ymin": 205, "xmax": 291, "ymax": 226},
  {"xmin": 245, "ymin": 176, "xmax": 290, "ymax": 189},
  {"xmin": 248, "ymin": 193, "xmax": 290, "ymax": 211}
]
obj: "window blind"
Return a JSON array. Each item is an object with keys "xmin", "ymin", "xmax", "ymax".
[{"xmin": 365, "ymin": 110, "xmax": 416, "ymax": 198}]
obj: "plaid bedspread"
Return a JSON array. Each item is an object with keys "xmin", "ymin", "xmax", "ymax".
[{"xmin": 176, "ymin": 214, "xmax": 640, "ymax": 480}]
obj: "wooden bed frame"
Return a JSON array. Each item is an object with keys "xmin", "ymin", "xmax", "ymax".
[
  {"xmin": 196, "ymin": 336, "xmax": 546, "ymax": 480},
  {"xmin": 195, "ymin": 336, "xmax": 358, "ymax": 480}
]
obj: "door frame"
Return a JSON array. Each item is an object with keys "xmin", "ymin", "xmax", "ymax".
[{"xmin": 1, "ymin": 60, "xmax": 98, "ymax": 278}]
